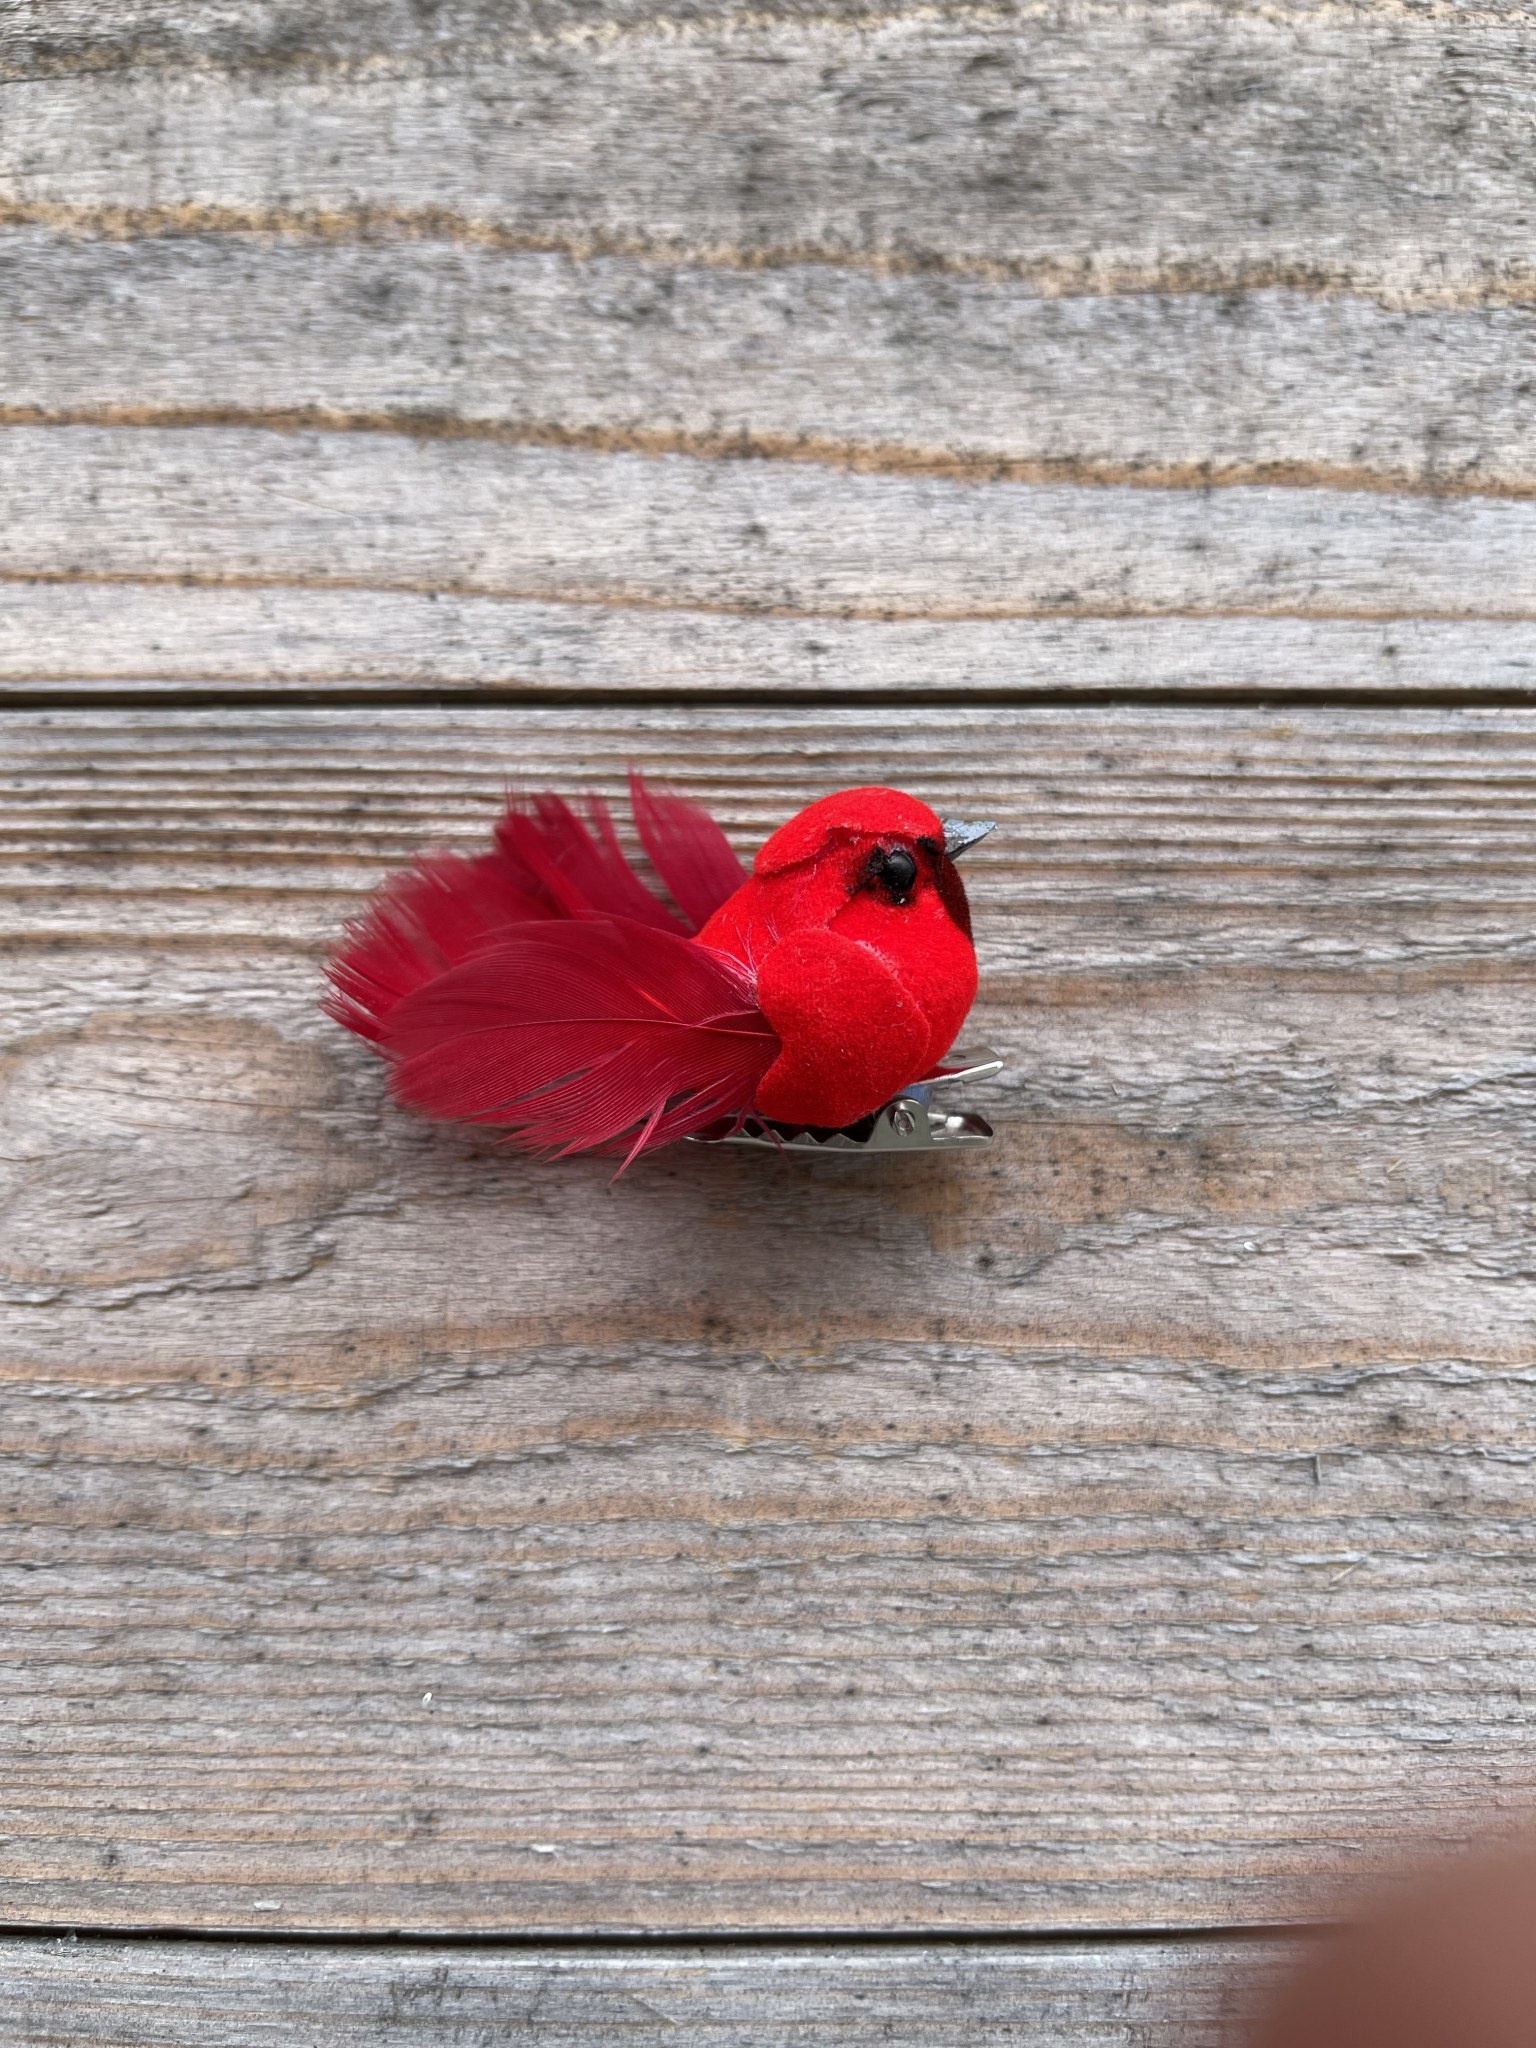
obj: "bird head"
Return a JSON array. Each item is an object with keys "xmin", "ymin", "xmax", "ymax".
[{"xmin": 751, "ymin": 786, "xmax": 993, "ymax": 938}]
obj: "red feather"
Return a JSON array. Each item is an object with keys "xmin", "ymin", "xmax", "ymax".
[
  {"xmin": 325, "ymin": 776, "xmax": 720, "ymax": 1046},
  {"xmin": 627, "ymin": 770, "xmax": 749, "ymax": 931},
  {"xmin": 494, "ymin": 790, "xmax": 689, "ymax": 933},
  {"xmin": 323, "ymin": 850, "xmax": 552, "ymax": 1044},
  {"xmin": 380, "ymin": 917, "xmax": 778, "ymax": 1161}
]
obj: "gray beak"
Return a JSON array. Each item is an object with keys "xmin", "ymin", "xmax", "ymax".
[{"xmin": 941, "ymin": 818, "xmax": 996, "ymax": 858}]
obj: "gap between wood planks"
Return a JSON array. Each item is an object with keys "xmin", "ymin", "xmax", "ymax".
[
  {"xmin": 10, "ymin": 684, "xmax": 1536, "ymax": 711},
  {"xmin": 0, "ymin": 1919, "xmax": 1303, "ymax": 1951}
]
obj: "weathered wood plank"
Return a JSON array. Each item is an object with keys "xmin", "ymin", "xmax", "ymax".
[
  {"xmin": 0, "ymin": 1935, "xmax": 1281, "ymax": 2046},
  {"xmin": 0, "ymin": 0, "xmax": 788, "ymax": 76},
  {"xmin": 10, "ymin": 0, "xmax": 1532, "ymax": 79},
  {"xmin": 7, "ymin": 9, "xmax": 1536, "ymax": 304},
  {"xmin": 7, "ymin": 427, "xmax": 1536, "ymax": 624},
  {"xmin": 9, "ymin": 589, "xmax": 1536, "ymax": 695},
  {"xmin": 17, "ymin": 703, "xmax": 1536, "ymax": 942},
  {"xmin": 9, "ymin": 229, "xmax": 1536, "ymax": 494},
  {"xmin": 3, "ymin": 706, "xmax": 1536, "ymax": 1930}
]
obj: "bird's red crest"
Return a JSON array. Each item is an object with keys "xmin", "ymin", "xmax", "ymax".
[{"xmin": 752, "ymin": 787, "xmax": 945, "ymax": 877}]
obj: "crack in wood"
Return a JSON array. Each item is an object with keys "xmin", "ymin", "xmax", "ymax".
[
  {"xmin": 1, "ymin": 569, "xmax": 1530, "ymax": 627},
  {"xmin": 6, "ymin": 201, "xmax": 1536, "ymax": 313},
  {"xmin": 2, "ymin": 404, "xmax": 1531, "ymax": 502}
]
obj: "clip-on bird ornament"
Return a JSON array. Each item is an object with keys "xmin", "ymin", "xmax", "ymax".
[{"xmin": 326, "ymin": 777, "xmax": 999, "ymax": 1165}]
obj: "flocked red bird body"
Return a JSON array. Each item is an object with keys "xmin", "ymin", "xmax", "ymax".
[{"xmin": 325, "ymin": 777, "xmax": 983, "ymax": 1163}]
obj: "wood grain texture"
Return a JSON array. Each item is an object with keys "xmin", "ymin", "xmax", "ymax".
[
  {"xmin": 9, "ymin": 589, "xmax": 1536, "ymax": 695},
  {"xmin": 8, "ymin": 0, "xmax": 1536, "ymax": 1991},
  {"xmin": 9, "ymin": 428, "xmax": 1536, "ymax": 627},
  {"xmin": 9, "ymin": 229, "xmax": 1536, "ymax": 495},
  {"xmin": 7, "ymin": 0, "xmax": 1532, "ymax": 79},
  {"xmin": 0, "ymin": 1935, "xmax": 1281, "ymax": 2045},
  {"xmin": 0, "ymin": 0, "xmax": 837, "ymax": 77},
  {"xmin": 7, "ymin": 7, "xmax": 1536, "ymax": 304},
  {"xmin": 4, "ymin": 706, "xmax": 1536, "ymax": 1931}
]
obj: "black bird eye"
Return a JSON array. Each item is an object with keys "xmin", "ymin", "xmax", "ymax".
[{"xmin": 873, "ymin": 845, "xmax": 919, "ymax": 898}]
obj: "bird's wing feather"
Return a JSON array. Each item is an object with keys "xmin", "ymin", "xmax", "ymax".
[
  {"xmin": 381, "ymin": 916, "xmax": 779, "ymax": 1160},
  {"xmin": 753, "ymin": 928, "xmax": 932, "ymax": 1128},
  {"xmin": 627, "ymin": 770, "xmax": 749, "ymax": 931}
]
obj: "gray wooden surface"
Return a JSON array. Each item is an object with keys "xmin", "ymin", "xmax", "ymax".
[
  {"xmin": 0, "ymin": 1936, "xmax": 1283, "ymax": 2046},
  {"xmin": 5, "ymin": 704, "xmax": 1536, "ymax": 1935},
  {"xmin": 5, "ymin": 0, "xmax": 1536, "ymax": 2033}
]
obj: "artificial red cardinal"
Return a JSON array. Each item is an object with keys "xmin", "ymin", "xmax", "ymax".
[{"xmin": 325, "ymin": 775, "xmax": 992, "ymax": 1165}]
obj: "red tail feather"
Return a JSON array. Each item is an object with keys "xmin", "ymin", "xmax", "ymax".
[
  {"xmin": 381, "ymin": 917, "xmax": 778, "ymax": 1158},
  {"xmin": 323, "ymin": 850, "xmax": 551, "ymax": 1044},
  {"xmin": 325, "ymin": 775, "xmax": 733, "ymax": 1045},
  {"xmin": 628, "ymin": 770, "xmax": 749, "ymax": 931},
  {"xmin": 494, "ymin": 791, "xmax": 689, "ymax": 933}
]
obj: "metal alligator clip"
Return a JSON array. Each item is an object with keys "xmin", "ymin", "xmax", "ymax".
[{"xmin": 690, "ymin": 1047, "xmax": 1002, "ymax": 1155}]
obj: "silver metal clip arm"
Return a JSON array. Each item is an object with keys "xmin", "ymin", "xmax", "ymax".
[{"xmin": 689, "ymin": 1047, "xmax": 1002, "ymax": 1155}]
